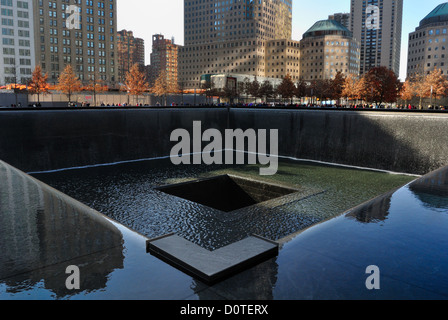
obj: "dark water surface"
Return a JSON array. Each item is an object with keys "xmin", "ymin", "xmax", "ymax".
[{"xmin": 32, "ymin": 158, "xmax": 416, "ymax": 250}]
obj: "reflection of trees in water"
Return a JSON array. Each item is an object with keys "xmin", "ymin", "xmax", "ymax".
[{"xmin": 0, "ymin": 162, "xmax": 124, "ymax": 298}]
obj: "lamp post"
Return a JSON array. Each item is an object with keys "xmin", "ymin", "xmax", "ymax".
[{"xmin": 430, "ymin": 85, "xmax": 433, "ymax": 109}]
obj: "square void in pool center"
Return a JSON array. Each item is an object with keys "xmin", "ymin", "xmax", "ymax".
[{"xmin": 155, "ymin": 174, "xmax": 298, "ymax": 212}]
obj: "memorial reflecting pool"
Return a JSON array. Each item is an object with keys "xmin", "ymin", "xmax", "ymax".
[
  {"xmin": 31, "ymin": 157, "xmax": 415, "ymax": 250},
  {"xmin": 3, "ymin": 157, "xmax": 448, "ymax": 299}
]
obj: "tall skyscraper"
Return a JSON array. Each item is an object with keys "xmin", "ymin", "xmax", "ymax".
[
  {"xmin": 350, "ymin": 0, "xmax": 403, "ymax": 76},
  {"xmin": 33, "ymin": 0, "xmax": 118, "ymax": 87},
  {"xmin": 179, "ymin": 0, "xmax": 293, "ymax": 89},
  {"xmin": 407, "ymin": 2, "xmax": 448, "ymax": 79},
  {"xmin": 117, "ymin": 30, "xmax": 145, "ymax": 83},
  {"xmin": 0, "ymin": 0, "xmax": 35, "ymax": 86}
]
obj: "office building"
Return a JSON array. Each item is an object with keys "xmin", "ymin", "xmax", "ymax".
[
  {"xmin": 407, "ymin": 2, "xmax": 448, "ymax": 78},
  {"xmin": 179, "ymin": 0, "xmax": 293, "ymax": 89},
  {"xmin": 350, "ymin": 0, "xmax": 403, "ymax": 76},
  {"xmin": 299, "ymin": 19, "xmax": 360, "ymax": 81},
  {"xmin": 0, "ymin": 0, "xmax": 35, "ymax": 86},
  {"xmin": 147, "ymin": 34, "xmax": 179, "ymax": 87},
  {"xmin": 265, "ymin": 39, "xmax": 301, "ymax": 80},
  {"xmin": 117, "ymin": 29, "xmax": 145, "ymax": 83},
  {"xmin": 329, "ymin": 12, "xmax": 350, "ymax": 30},
  {"xmin": 33, "ymin": 0, "xmax": 118, "ymax": 87}
]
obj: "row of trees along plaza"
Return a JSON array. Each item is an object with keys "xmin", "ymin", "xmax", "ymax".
[
  {"xmin": 25, "ymin": 63, "xmax": 448, "ymax": 109},
  {"xmin": 26, "ymin": 63, "xmax": 174, "ymax": 106}
]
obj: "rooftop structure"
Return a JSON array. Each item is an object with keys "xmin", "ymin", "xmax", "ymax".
[{"xmin": 420, "ymin": 2, "xmax": 448, "ymax": 27}]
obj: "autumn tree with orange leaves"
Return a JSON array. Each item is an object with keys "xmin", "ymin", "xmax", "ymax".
[
  {"xmin": 28, "ymin": 65, "xmax": 50, "ymax": 104},
  {"xmin": 85, "ymin": 75, "xmax": 107, "ymax": 106},
  {"xmin": 341, "ymin": 67, "xmax": 400, "ymax": 106},
  {"xmin": 341, "ymin": 74, "xmax": 359, "ymax": 103},
  {"xmin": 124, "ymin": 63, "xmax": 149, "ymax": 105},
  {"xmin": 56, "ymin": 64, "xmax": 82, "ymax": 104},
  {"xmin": 149, "ymin": 70, "xmax": 180, "ymax": 105},
  {"xmin": 399, "ymin": 69, "xmax": 448, "ymax": 109},
  {"xmin": 424, "ymin": 68, "xmax": 448, "ymax": 106},
  {"xmin": 400, "ymin": 79, "xmax": 415, "ymax": 106}
]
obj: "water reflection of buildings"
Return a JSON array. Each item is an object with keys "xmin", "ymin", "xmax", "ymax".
[
  {"xmin": 409, "ymin": 167, "xmax": 448, "ymax": 210},
  {"xmin": 0, "ymin": 161, "xmax": 124, "ymax": 298},
  {"xmin": 346, "ymin": 166, "xmax": 448, "ymax": 224},
  {"xmin": 345, "ymin": 191, "xmax": 392, "ymax": 223},
  {"xmin": 192, "ymin": 257, "xmax": 278, "ymax": 300}
]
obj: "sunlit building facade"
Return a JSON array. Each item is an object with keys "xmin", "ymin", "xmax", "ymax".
[
  {"xmin": 407, "ymin": 2, "xmax": 448, "ymax": 78},
  {"xmin": 0, "ymin": 0, "xmax": 35, "ymax": 86},
  {"xmin": 350, "ymin": 0, "xmax": 403, "ymax": 76},
  {"xmin": 299, "ymin": 19, "xmax": 360, "ymax": 81},
  {"xmin": 33, "ymin": 0, "xmax": 118, "ymax": 87},
  {"xmin": 147, "ymin": 34, "xmax": 179, "ymax": 87},
  {"xmin": 179, "ymin": 0, "xmax": 293, "ymax": 89},
  {"xmin": 265, "ymin": 39, "xmax": 300, "ymax": 81},
  {"xmin": 117, "ymin": 29, "xmax": 145, "ymax": 83}
]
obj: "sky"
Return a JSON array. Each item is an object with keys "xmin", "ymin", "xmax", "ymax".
[{"xmin": 117, "ymin": 0, "xmax": 447, "ymax": 81}]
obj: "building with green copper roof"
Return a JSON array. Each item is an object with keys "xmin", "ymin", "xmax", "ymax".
[
  {"xmin": 407, "ymin": 2, "xmax": 448, "ymax": 79},
  {"xmin": 299, "ymin": 19, "xmax": 360, "ymax": 81},
  {"xmin": 303, "ymin": 19, "xmax": 353, "ymax": 39},
  {"xmin": 420, "ymin": 2, "xmax": 448, "ymax": 27}
]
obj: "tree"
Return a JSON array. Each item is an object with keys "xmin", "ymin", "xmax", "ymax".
[
  {"xmin": 276, "ymin": 74, "xmax": 296, "ymax": 103},
  {"xmin": 125, "ymin": 63, "xmax": 149, "ymax": 105},
  {"xmin": 259, "ymin": 80, "xmax": 274, "ymax": 102},
  {"xmin": 242, "ymin": 77, "xmax": 252, "ymax": 99},
  {"xmin": 247, "ymin": 77, "xmax": 261, "ymax": 101},
  {"xmin": 237, "ymin": 81, "xmax": 246, "ymax": 103},
  {"xmin": 201, "ymin": 78, "xmax": 219, "ymax": 104},
  {"xmin": 354, "ymin": 76, "xmax": 370, "ymax": 103},
  {"xmin": 28, "ymin": 65, "xmax": 50, "ymax": 104},
  {"xmin": 221, "ymin": 84, "xmax": 237, "ymax": 102},
  {"xmin": 56, "ymin": 64, "xmax": 82, "ymax": 104},
  {"xmin": 312, "ymin": 79, "xmax": 333, "ymax": 103},
  {"xmin": 150, "ymin": 71, "xmax": 167, "ymax": 105},
  {"xmin": 411, "ymin": 73, "xmax": 429, "ymax": 109},
  {"xmin": 399, "ymin": 79, "xmax": 415, "ymax": 106},
  {"xmin": 341, "ymin": 74, "xmax": 359, "ymax": 104},
  {"xmin": 363, "ymin": 66, "xmax": 400, "ymax": 106},
  {"xmin": 424, "ymin": 68, "xmax": 448, "ymax": 107},
  {"xmin": 85, "ymin": 75, "xmax": 107, "ymax": 106},
  {"xmin": 295, "ymin": 80, "xmax": 308, "ymax": 101},
  {"xmin": 149, "ymin": 69, "xmax": 180, "ymax": 105},
  {"xmin": 330, "ymin": 71, "xmax": 346, "ymax": 103}
]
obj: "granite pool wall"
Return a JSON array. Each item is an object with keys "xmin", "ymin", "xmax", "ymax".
[{"xmin": 0, "ymin": 107, "xmax": 446, "ymax": 175}]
